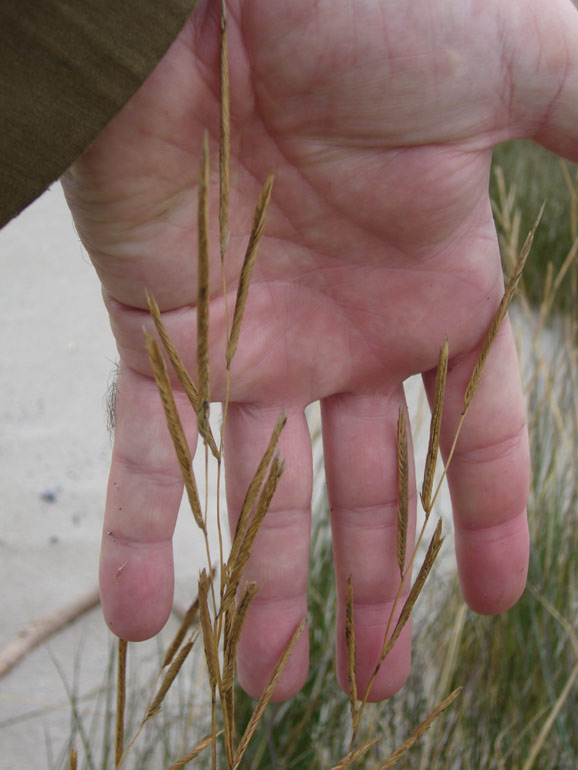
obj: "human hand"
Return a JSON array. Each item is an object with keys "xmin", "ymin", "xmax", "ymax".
[{"xmin": 61, "ymin": 0, "xmax": 578, "ymax": 701}]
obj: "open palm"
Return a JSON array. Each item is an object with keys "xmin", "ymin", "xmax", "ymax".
[{"xmin": 62, "ymin": 0, "xmax": 578, "ymax": 700}]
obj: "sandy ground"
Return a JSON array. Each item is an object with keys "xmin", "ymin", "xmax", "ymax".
[
  {"xmin": 0, "ymin": 186, "xmax": 460, "ymax": 768},
  {"xmin": 0, "ymin": 186, "xmax": 221, "ymax": 768}
]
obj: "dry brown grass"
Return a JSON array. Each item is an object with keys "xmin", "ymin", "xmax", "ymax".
[
  {"xmin": 144, "ymin": 331, "xmax": 206, "ymax": 532},
  {"xmin": 421, "ymin": 336, "xmax": 448, "ymax": 515},
  {"xmin": 375, "ymin": 688, "xmax": 462, "ymax": 770},
  {"xmin": 144, "ymin": 633, "xmax": 198, "ymax": 723},
  {"xmin": 396, "ymin": 408, "xmax": 409, "ymax": 577},
  {"xmin": 226, "ymin": 171, "xmax": 274, "ymax": 368},
  {"xmin": 345, "ymin": 575, "xmax": 357, "ymax": 725},
  {"xmin": 114, "ymin": 639, "xmax": 127, "ymax": 769}
]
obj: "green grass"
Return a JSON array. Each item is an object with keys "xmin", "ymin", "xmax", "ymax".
[
  {"xmin": 52, "ymin": 632, "xmax": 212, "ymax": 770},
  {"xmin": 491, "ymin": 141, "xmax": 577, "ymax": 317}
]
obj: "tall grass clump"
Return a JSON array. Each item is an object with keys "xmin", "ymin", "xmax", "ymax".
[{"xmin": 491, "ymin": 141, "xmax": 577, "ymax": 317}]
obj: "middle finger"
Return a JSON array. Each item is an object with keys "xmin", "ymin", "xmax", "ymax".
[{"xmin": 321, "ymin": 387, "xmax": 416, "ymax": 702}]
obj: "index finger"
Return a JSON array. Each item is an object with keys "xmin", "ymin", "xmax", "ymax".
[{"xmin": 99, "ymin": 364, "xmax": 196, "ymax": 640}]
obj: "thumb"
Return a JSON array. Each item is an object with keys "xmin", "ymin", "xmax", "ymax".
[{"xmin": 508, "ymin": 0, "xmax": 578, "ymax": 163}]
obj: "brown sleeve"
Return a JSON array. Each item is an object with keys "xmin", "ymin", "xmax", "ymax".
[{"xmin": 0, "ymin": 0, "xmax": 199, "ymax": 228}]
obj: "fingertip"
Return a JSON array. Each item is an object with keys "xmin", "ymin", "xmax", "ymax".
[
  {"xmin": 99, "ymin": 541, "xmax": 174, "ymax": 641},
  {"xmin": 237, "ymin": 643, "xmax": 309, "ymax": 703},
  {"xmin": 236, "ymin": 610, "xmax": 310, "ymax": 702},
  {"xmin": 456, "ymin": 510, "xmax": 529, "ymax": 615}
]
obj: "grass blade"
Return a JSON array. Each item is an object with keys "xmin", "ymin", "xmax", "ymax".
[
  {"xmin": 330, "ymin": 738, "xmax": 380, "ymax": 770},
  {"xmin": 522, "ymin": 662, "xmax": 578, "ymax": 770},
  {"xmin": 166, "ymin": 732, "xmax": 221, "ymax": 770},
  {"xmin": 375, "ymin": 688, "xmax": 462, "ymax": 769}
]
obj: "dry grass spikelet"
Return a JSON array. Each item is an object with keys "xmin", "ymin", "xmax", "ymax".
[
  {"xmin": 227, "ymin": 411, "xmax": 286, "ymax": 575},
  {"xmin": 421, "ymin": 336, "xmax": 448, "ymax": 515},
  {"xmin": 223, "ymin": 581, "xmax": 259, "ymax": 694},
  {"xmin": 382, "ymin": 520, "xmax": 444, "ymax": 664},
  {"xmin": 166, "ymin": 732, "xmax": 220, "ymax": 770},
  {"xmin": 464, "ymin": 202, "xmax": 544, "ymax": 412},
  {"xmin": 198, "ymin": 570, "xmax": 219, "ymax": 692},
  {"xmin": 144, "ymin": 331, "xmax": 205, "ymax": 531},
  {"xmin": 396, "ymin": 408, "xmax": 409, "ymax": 578},
  {"xmin": 144, "ymin": 632, "xmax": 198, "ymax": 723},
  {"xmin": 162, "ymin": 596, "xmax": 200, "ymax": 668},
  {"xmin": 330, "ymin": 738, "xmax": 380, "ymax": 770},
  {"xmin": 345, "ymin": 575, "xmax": 357, "ymax": 723},
  {"xmin": 428, "ymin": 209, "xmax": 542, "ymax": 511},
  {"xmin": 226, "ymin": 172, "xmax": 274, "ymax": 367},
  {"xmin": 224, "ymin": 454, "xmax": 285, "ymax": 610},
  {"xmin": 115, "ymin": 638, "xmax": 128, "ymax": 769},
  {"xmin": 145, "ymin": 290, "xmax": 219, "ymax": 459}
]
